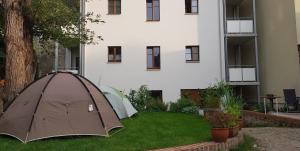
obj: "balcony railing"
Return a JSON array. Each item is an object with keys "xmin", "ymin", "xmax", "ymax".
[
  {"xmin": 228, "ymin": 65, "xmax": 256, "ymax": 82},
  {"xmin": 226, "ymin": 18, "xmax": 254, "ymax": 34}
]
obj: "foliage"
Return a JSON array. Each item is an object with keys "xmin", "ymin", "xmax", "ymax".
[
  {"xmin": 0, "ymin": 112, "xmax": 211, "ymax": 151},
  {"xmin": 169, "ymin": 97, "xmax": 198, "ymax": 114},
  {"xmin": 230, "ymin": 135, "xmax": 259, "ymax": 151},
  {"xmin": 145, "ymin": 98, "xmax": 168, "ymax": 112},
  {"xmin": 0, "ymin": 0, "xmax": 103, "ymax": 48},
  {"xmin": 206, "ymin": 111, "xmax": 230, "ymax": 128},
  {"xmin": 126, "ymin": 85, "xmax": 152, "ymax": 112},
  {"xmin": 255, "ymin": 102, "xmax": 271, "ymax": 113},
  {"xmin": 181, "ymin": 89, "xmax": 203, "ymax": 107},
  {"xmin": 222, "ymin": 91, "xmax": 244, "ymax": 127},
  {"xmin": 203, "ymin": 81, "xmax": 232, "ymax": 109}
]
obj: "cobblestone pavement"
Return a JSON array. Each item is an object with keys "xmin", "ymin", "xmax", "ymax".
[{"xmin": 243, "ymin": 127, "xmax": 300, "ymax": 151}]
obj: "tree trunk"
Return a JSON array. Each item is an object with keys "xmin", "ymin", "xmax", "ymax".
[{"xmin": 3, "ymin": 0, "xmax": 36, "ymax": 103}]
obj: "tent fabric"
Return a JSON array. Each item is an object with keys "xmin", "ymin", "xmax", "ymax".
[
  {"xmin": 0, "ymin": 72, "xmax": 123, "ymax": 143},
  {"xmin": 100, "ymin": 86, "xmax": 137, "ymax": 119}
]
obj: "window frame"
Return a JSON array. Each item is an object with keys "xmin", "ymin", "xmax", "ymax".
[
  {"xmin": 147, "ymin": 46, "xmax": 161, "ymax": 69},
  {"xmin": 185, "ymin": 0, "xmax": 199, "ymax": 14},
  {"xmin": 108, "ymin": 46, "xmax": 122, "ymax": 63},
  {"xmin": 146, "ymin": 0, "xmax": 160, "ymax": 21},
  {"xmin": 108, "ymin": 0, "xmax": 121, "ymax": 15},
  {"xmin": 185, "ymin": 45, "xmax": 200, "ymax": 62}
]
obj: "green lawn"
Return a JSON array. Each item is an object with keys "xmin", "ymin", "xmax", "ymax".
[{"xmin": 0, "ymin": 112, "xmax": 211, "ymax": 151}]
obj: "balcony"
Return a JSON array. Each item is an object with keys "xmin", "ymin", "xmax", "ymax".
[
  {"xmin": 228, "ymin": 65, "xmax": 256, "ymax": 82},
  {"xmin": 227, "ymin": 19, "xmax": 254, "ymax": 34}
]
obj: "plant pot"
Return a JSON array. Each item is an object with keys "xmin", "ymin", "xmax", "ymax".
[
  {"xmin": 229, "ymin": 125, "xmax": 239, "ymax": 138},
  {"xmin": 211, "ymin": 127, "xmax": 229, "ymax": 142},
  {"xmin": 238, "ymin": 119, "xmax": 244, "ymax": 130}
]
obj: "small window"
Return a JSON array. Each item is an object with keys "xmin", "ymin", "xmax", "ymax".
[
  {"xmin": 181, "ymin": 89, "xmax": 203, "ymax": 106},
  {"xmin": 185, "ymin": 0, "xmax": 198, "ymax": 14},
  {"xmin": 185, "ymin": 46, "xmax": 199, "ymax": 62},
  {"xmin": 108, "ymin": 46, "xmax": 122, "ymax": 62},
  {"xmin": 150, "ymin": 90, "xmax": 163, "ymax": 101},
  {"xmin": 147, "ymin": 46, "xmax": 160, "ymax": 69},
  {"xmin": 147, "ymin": 0, "xmax": 160, "ymax": 21},
  {"xmin": 108, "ymin": 0, "xmax": 121, "ymax": 14}
]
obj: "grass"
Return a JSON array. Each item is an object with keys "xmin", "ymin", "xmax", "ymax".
[
  {"xmin": 230, "ymin": 135, "xmax": 259, "ymax": 151},
  {"xmin": 0, "ymin": 112, "xmax": 211, "ymax": 151}
]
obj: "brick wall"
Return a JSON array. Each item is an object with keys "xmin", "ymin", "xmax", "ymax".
[
  {"xmin": 151, "ymin": 133, "xmax": 244, "ymax": 151},
  {"xmin": 243, "ymin": 110, "xmax": 300, "ymax": 128}
]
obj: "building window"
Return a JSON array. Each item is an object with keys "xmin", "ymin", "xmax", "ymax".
[
  {"xmin": 181, "ymin": 89, "xmax": 203, "ymax": 106},
  {"xmin": 150, "ymin": 90, "xmax": 163, "ymax": 101},
  {"xmin": 147, "ymin": 0, "xmax": 160, "ymax": 21},
  {"xmin": 185, "ymin": 46, "xmax": 199, "ymax": 62},
  {"xmin": 108, "ymin": 46, "xmax": 121, "ymax": 62},
  {"xmin": 185, "ymin": 0, "xmax": 198, "ymax": 14},
  {"xmin": 108, "ymin": 0, "xmax": 121, "ymax": 14},
  {"xmin": 147, "ymin": 46, "xmax": 160, "ymax": 69}
]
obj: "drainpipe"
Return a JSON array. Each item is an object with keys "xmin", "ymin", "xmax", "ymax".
[
  {"xmin": 79, "ymin": 0, "xmax": 85, "ymax": 76},
  {"xmin": 54, "ymin": 41, "xmax": 59, "ymax": 71}
]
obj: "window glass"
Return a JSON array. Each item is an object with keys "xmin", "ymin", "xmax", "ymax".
[
  {"xmin": 147, "ymin": 54, "xmax": 153, "ymax": 68},
  {"xmin": 147, "ymin": 0, "xmax": 159, "ymax": 21},
  {"xmin": 186, "ymin": 46, "xmax": 199, "ymax": 62},
  {"xmin": 147, "ymin": 47, "xmax": 160, "ymax": 69},
  {"xmin": 154, "ymin": 6, "xmax": 160, "ymax": 20},
  {"xmin": 147, "ymin": 7, "xmax": 153, "ymax": 20},
  {"xmin": 108, "ymin": 0, "xmax": 121, "ymax": 14},
  {"xmin": 192, "ymin": 0, "xmax": 198, "ymax": 7},
  {"xmin": 108, "ymin": 47, "xmax": 121, "ymax": 62},
  {"xmin": 186, "ymin": 54, "xmax": 192, "ymax": 61},
  {"xmin": 186, "ymin": 0, "xmax": 198, "ymax": 13},
  {"xmin": 192, "ymin": 47, "xmax": 199, "ymax": 53}
]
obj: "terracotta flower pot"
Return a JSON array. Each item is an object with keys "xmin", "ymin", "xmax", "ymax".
[
  {"xmin": 229, "ymin": 125, "xmax": 239, "ymax": 138},
  {"xmin": 211, "ymin": 128, "xmax": 229, "ymax": 142}
]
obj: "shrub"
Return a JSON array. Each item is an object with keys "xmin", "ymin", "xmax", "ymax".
[
  {"xmin": 146, "ymin": 98, "xmax": 168, "ymax": 112},
  {"xmin": 203, "ymin": 81, "xmax": 232, "ymax": 109},
  {"xmin": 206, "ymin": 111, "xmax": 230, "ymax": 128},
  {"xmin": 169, "ymin": 97, "xmax": 198, "ymax": 114},
  {"xmin": 126, "ymin": 85, "xmax": 152, "ymax": 111}
]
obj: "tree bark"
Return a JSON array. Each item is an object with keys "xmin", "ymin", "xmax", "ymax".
[{"xmin": 3, "ymin": 0, "xmax": 36, "ymax": 103}]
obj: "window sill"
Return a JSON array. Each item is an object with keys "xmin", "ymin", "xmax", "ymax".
[
  {"xmin": 186, "ymin": 61, "xmax": 200, "ymax": 63},
  {"xmin": 107, "ymin": 14, "xmax": 122, "ymax": 15},
  {"xmin": 147, "ymin": 68, "xmax": 161, "ymax": 71},
  {"xmin": 185, "ymin": 13, "xmax": 199, "ymax": 15},
  {"xmin": 107, "ymin": 62, "xmax": 122, "ymax": 64},
  {"xmin": 146, "ymin": 20, "xmax": 160, "ymax": 22}
]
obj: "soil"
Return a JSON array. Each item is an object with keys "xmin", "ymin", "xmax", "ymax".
[{"xmin": 243, "ymin": 127, "xmax": 300, "ymax": 151}]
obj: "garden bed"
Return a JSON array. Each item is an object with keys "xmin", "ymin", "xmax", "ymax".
[{"xmin": 0, "ymin": 112, "xmax": 211, "ymax": 151}]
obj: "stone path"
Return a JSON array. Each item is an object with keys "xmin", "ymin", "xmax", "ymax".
[{"xmin": 243, "ymin": 127, "xmax": 300, "ymax": 151}]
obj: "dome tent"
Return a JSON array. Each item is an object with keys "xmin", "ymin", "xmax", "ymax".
[
  {"xmin": 100, "ymin": 85, "xmax": 137, "ymax": 119},
  {"xmin": 0, "ymin": 72, "xmax": 123, "ymax": 143}
]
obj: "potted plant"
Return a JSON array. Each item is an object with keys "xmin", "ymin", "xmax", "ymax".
[
  {"xmin": 207, "ymin": 111, "xmax": 230, "ymax": 142},
  {"xmin": 222, "ymin": 91, "xmax": 243, "ymax": 137}
]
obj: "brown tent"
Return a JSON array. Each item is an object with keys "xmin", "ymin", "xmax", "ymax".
[{"xmin": 0, "ymin": 72, "xmax": 123, "ymax": 143}]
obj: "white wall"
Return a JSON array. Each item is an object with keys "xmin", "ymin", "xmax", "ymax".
[{"xmin": 85, "ymin": 0, "xmax": 224, "ymax": 102}]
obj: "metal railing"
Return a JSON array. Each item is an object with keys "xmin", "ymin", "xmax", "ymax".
[
  {"xmin": 227, "ymin": 65, "xmax": 257, "ymax": 82},
  {"xmin": 226, "ymin": 18, "xmax": 254, "ymax": 34}
]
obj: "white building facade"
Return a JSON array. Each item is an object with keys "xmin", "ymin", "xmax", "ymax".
[{"xmin": 83, "ymin": 0, "xmax": 259, "ymax": 103}]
